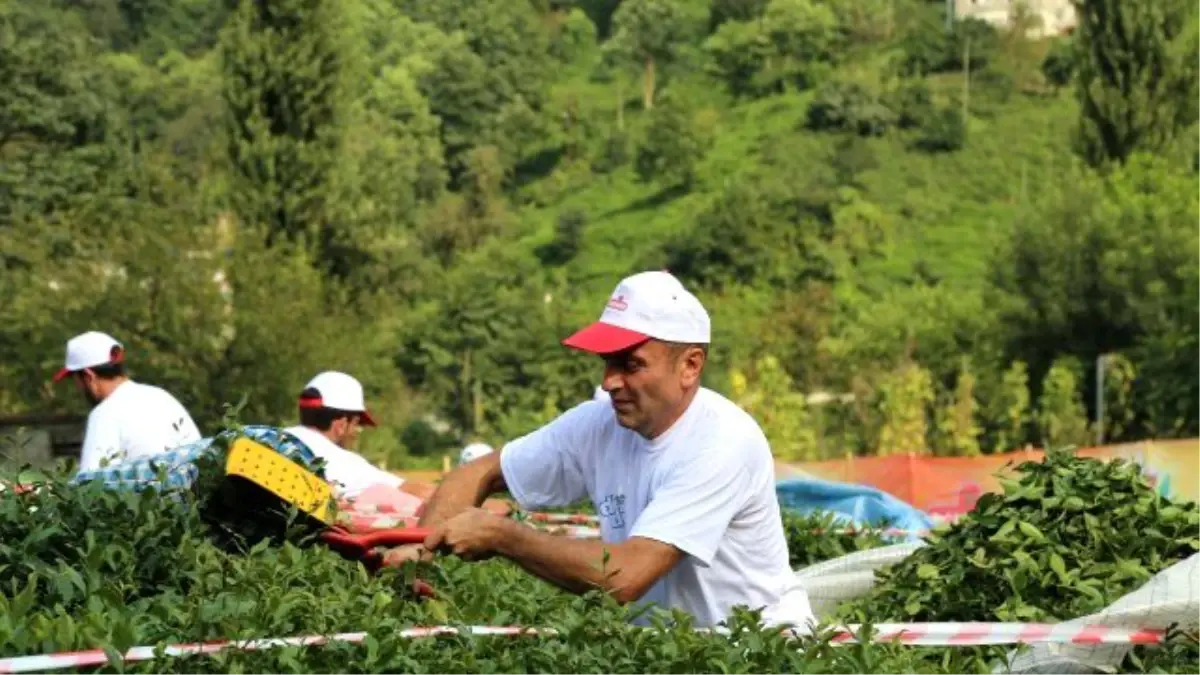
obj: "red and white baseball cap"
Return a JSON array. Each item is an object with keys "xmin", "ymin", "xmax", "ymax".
[
  {"xmin": 53, "ymin": 331, "xmax": 125, "ymax": 382},
  {"xmin": 298, "ymin": 371, "xmax": 377, "ymax": 426},
  {"xmin": 562, "ymin": 271, "xmax": 711, "ymax": 355}
]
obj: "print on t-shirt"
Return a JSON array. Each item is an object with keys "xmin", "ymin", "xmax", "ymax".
[{"xmin": 597, "ymin": 493, "xmax": 627, "ymax": 529}]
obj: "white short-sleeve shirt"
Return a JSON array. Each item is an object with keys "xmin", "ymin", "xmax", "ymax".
[
  {"xmin": 500, "ymin": 387, "xmax": 808, "ymax": 628},
  {"xmin": 283, "ymin": 425, "xmax": 404, "ymax": 500},
  {"xmin": 77, "ymin": 380, "xmax": 202, "ymax": 471}
]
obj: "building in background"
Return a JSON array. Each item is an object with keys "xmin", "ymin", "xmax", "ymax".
[{"xmin": 954, "ymin": 0, "xmax": 1076, "ymax": 38}]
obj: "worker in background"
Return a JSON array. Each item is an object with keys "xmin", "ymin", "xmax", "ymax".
[
  {"xmin": 55, "ymin": 331, "xmax": 202, "ymax": 472},
  {"xmin": 283, "ymin": 371, "xmax": 435, "ymax": 501},
  {"xmin": 459, "ymin": 441, "xmax": 494, "ymax": 466}
]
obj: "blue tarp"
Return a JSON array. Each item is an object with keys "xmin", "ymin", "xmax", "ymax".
[{"xmin": 775, "ymin": 478, "xmax": 934, "ymax": 542}]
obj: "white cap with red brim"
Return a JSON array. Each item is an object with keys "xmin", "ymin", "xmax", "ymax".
[
  {"xmin": 562, "ymin": 271, "xmax": 711, "ymax": 355},
  {"xmin": 53, "ymin": 331, "xmax": 125, "ymax": 382},
  {"xmin": 298, "ymin": 371, "xmax": 378, "ymax": 426}
]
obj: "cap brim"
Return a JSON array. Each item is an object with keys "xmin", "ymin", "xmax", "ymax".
[
  {"xmin": 561, "ymin": 322, "xmax": 650, "ymax": 355},
  {"xmin": 360, "ymin": 409, "xmax": 378, "ymax": 427},
  {"xmin": 52, "ymin": 368, "xmax": 73, "ymax": 383}
]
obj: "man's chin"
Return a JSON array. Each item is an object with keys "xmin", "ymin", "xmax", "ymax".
[{"xmin": 612, "ymin": 410, "xmax": 640, "ymax": 431}]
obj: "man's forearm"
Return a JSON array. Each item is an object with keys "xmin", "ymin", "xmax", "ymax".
[
  {"xmin": 417, "ymin": 459, "xmax": 501, "ymax": 527},
  {"xmin": 492, "ymin": 519, "xmax": 646, "ymax": 601}
]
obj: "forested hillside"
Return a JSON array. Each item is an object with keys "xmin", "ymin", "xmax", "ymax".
[{"xmin": 2, "ymin": 0, "xmax": 1196, "ymax": 467}]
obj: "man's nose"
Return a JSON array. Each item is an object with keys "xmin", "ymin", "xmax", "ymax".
[{"xmin": 601, "ymin": 364, "xmax": 623, "ymax": 392}]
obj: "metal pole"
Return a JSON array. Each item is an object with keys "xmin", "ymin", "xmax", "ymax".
[
  {"xmin": 1095, "ymin": 355, "xmax": 1106, "ymax": 446},
  {"xmin": 946, "ymin": 0, "xmax": 954, "ymax": 32}
]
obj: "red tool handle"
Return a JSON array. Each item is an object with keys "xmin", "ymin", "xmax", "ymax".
[{"xmin": 320, "ymin": 527, "xmax": 432, "ymax": 555}]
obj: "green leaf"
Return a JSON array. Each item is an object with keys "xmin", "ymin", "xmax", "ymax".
[
  {"xmin": 916, "ymin": 563, "xmax": 939, "ymax": 580},
  {"xmin": 990, "ymin": 519, "xmax": 1017, "ymax": 542},
  {"xmin": 1049, "ymin": 553, "xmax": 1067, "ymax": 582},
  {"xmin": 1016, "ymin": 521, "xmax": 1046, "ymax": 542}
]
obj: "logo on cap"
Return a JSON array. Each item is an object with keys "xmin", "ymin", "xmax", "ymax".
[{"xmin": 606, "ymin": 295, "xmax": 629, "ymax": 311}]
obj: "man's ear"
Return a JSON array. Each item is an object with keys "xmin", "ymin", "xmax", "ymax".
[
  {"xmin": 330, "ymin": 417, "xmax": 347, "ymax": 437},
  {"xmin": 679, "ymin": 346, "xmax": 706, "ymax": 386}
]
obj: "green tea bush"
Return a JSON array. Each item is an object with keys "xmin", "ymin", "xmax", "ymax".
[
  {"xmin": 837, "ymin": 448, "xmax": 1200, "ymax": 671},
  {"xmin": 0, "ymin": 447, "xmax": 1195, "ymax": 673},
  {"xmin": 0, "ymin": 470, "xmax": 969, "ymax": 673}
]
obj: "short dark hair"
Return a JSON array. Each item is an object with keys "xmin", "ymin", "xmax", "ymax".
[
  {"xmin": 87, "ymin": 362, "xmax": 126, "ymax": 380},
  {"xmin": 660, "ymin": 341, "xmax": 710, "ymax": 358},
  {"xmin": 297, "ymin": 387, "xmax": 359, "ymax": 430}
]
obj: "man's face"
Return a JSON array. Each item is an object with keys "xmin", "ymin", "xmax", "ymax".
[
  {"xmin": 600, "ymin": 340, "xmax": 705, "ymax": 438},
  {"xmin": 72, "ymin": 371, "xmax": 101, "ymax": 406},
  {"xmin": 330, "ymin": 415, "xmax": 363, "ymax": 449}
]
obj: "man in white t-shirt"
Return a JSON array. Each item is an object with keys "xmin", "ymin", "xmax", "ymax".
[
  {"xmin": 385, "ymin": 271, "xmax": 813, "ymax": 629},
  {"xmin": 54, "ymin": 331, "xmax": 202, "ymax": 472},
  {"xmin": 283, "ymin": 371, "xmax": 434, "ymax": 502}
]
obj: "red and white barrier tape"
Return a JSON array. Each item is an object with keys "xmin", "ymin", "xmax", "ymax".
[
  {"xmin": 340, "ymin": 504, "xmax": 600, "ymax": 526},
  {"xmin": 0, "ymin": 622, "xmax": 1170, "ymax": 673},
  {"xmin": 821, "ymin": 622, "xmax": 1166, "ymax": 646},
  {"xmin": 811, "ymin": 527, "xmax": 931, "ymax": 538},
  {"xmin": 527, "ymin": 512, "xmax": 600, "ymax": 525},
  {"xmin": 335, "ymin": 510, "xmax": 603, "ymax": 540},
  {"xmin": 337, "ymin": 507, "xmax": 923, "ymax": 540}
]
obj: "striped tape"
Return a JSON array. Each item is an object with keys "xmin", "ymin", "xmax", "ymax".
[
  {"xmin": 0, "ymin": 622, "xmax": 1170, "ymax": 673},
  {"xmin": 810, "ymin": 527, "xmax": 931, "ymax": 538},
  {"xmin": 338, "ymin": 507, "xmax": 925, "ymax": 540},
  {"xmin": 335, "ymin": 511, "xmax": 602, "ymax": 540},
  {"xmin": 526, "ymin": 512, "xmax": 600, "ymax": 526}
]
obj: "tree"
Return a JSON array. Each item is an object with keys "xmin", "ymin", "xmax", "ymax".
[
  {"xmin": 758, "ymin": 0, "xmax": 840, "ymax": 89},
  {"xmin": 1071, "ymin": 0, "xmax": 1199, "ymax": 166},
  {"xmin": 990, "ymin": 153, "xmax": 1198, "ymax": 440},
  {"xmin": 550, "ymin": 8, "xmax": 598, "ymax": 63},
  {"xmin": 606, "ymin": 0, "xmax": 701, "ymax": 109},
  {"xmin": 1036, "ymin": 357, "xmax": 1090, "ymax": 449},
  {"xmin": 730, "ymin": 355, "xmax": 819, "ymax": 461},
  {"xmin": 393, "ymin": 242, "xmax": 594, "ymax": 439},
  {"xmin": 1040, "ymin": 37, "xmax": 1074, "ymax": 93},
  {"xmin": 0, "ymin": 4, "xmax": 121, "ymax": 232},
  {"xmin": 806, "ymin": 80, "xmax": 898, "ymax": 137},
  {"xmin": 708, "ymin": 0, "xmax": 769, "ymax": 32},
  {"xmin": 658, "ymin": 161, "xmax": 839, "ymax": 290},
  {"xmin": 935, "ymin": 358, "xmax": 981, "ymax": 456},
  {"xmin": 984, "ymin": 361, "xmax": 1031, "ymax": 453},
  {"xmin": 634, "ymin": 92, "xmax": 711, "ymax": 188},
  {"xmin": 1095, "ymin": 352, "xmax": 1136, "ymax": 443},
  {"xmin": 703, "ymin": 18, "xmax": 773, "ymax": 98},
  {"xmin": 899, "ymin": 15, "xmax": 998, "ymax": 76},
  {"xmin": 392, "ymin": 0, "xmax": 553, "ymax": 175},
  {"xmin": 705, "ymin": 0, "xmax": 840, "ymax": 97},
  {"xmin": 876, "ymin": 361, "xmax": 935, "ymax": 456},
  {"xmin": 219, "ymin": 0, "xmax": 351, "ymax": 271}
]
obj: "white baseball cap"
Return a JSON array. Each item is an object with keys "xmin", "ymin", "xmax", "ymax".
[
  {"xmin": 53, "ymin": 331, "xmax": 125, "ymax": 382},
  {"xmin": 298, "ymin": 371, "xmax": 377, "ymax": 426},
  {"xmin": 459, "ymin": 442, "xmax": 494, "ymax": 465},
  {"xmin": 562, "ymin": 270, "xmax": 711, "ymax": 354}
]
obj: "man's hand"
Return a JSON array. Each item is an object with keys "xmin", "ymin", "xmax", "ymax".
[
  {"xmin": 381, "ymin": 544, "xmax": 433, "ymax": 567},
  {"xmin": 481, "ymin": 497, "xmax": 512, "ymax": 516},
  {"xmin": 424, "ymin": 507, "xmax": 512, "ymax": 561}
]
